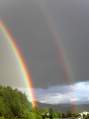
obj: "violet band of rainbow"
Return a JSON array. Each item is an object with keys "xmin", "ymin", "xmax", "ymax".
[{"xmin": 0, "ymin": 20, "xmax": 36, "ymax": 107}]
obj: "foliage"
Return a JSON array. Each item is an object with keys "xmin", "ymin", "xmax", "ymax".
[
  {"xmin": 57, "ymin": 110, "xmax": 62, "ymax": 118},
  {"xmin": 0, "ymin": 97, "xmax": 6, "ymax": 116},
  {"xmin": 52, "ymin": 112, "xmax": 58, "ymax": 118},
  {"xmin": 66, "ymin": 109, "xmax": 78, "ymax": 118},
  {"xmin": 49, "ymin": 108, "xmax": 53, "ymax": 114},
  {"xmin": 0, "ymin": 117, "xmax": 5, "ymax": 119},
  {"xmin": 23, "ymin": 109, "xmax": 35, "ymax": 119},
  {"xmin": 0, "ymin": 85, "xmax": 87, "ymax": 119},
  {"xmin": 83, "ymin": 114, "xmax": 89, "ymax": 119},
  {"xmin": 32, "ymin": 107, "xmax": 42, "ymax": 119},
  {"xmin": 0, "ymin": 85, "xmax": 33, "ymax": 119},
  {"xmin": 42, "ymin": 107, "xmax": 48, "ymax": 114}
]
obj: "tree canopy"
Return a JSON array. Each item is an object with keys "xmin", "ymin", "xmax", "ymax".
[{"xmin": 0, "ymin": 85, "xmax": 33, "ymax": 119}]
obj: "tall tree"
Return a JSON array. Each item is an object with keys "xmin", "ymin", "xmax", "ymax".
[{"xmin": 57, "ymin": 110, "xmax": 62, "ymax": 118}]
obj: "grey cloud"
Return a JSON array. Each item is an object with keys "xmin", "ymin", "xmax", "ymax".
[
  {"xmin": 0, "ymin": 0, "xmax": 89, "ymax": 88},
  {"xmin": 19, "ymin": 81, "xmax": 89, "ymax": 104}
]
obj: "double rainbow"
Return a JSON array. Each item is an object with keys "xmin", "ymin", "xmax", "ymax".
[{"xmin": 0, "ymin": 20, "xmax": 36, "ymax": 107}]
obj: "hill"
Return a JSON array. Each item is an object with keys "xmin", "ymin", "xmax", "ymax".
[{"xmin": 36, "ymin": 101, "xmax": 89, "ymax": 114}]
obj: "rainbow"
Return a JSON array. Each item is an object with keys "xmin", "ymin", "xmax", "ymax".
[
  {"xmin": 35, "ymin": 0, "xmax": 72, "ymax": 85},
  {"xmin": 35, "ymin": 0, "xmax": 77, "ymax": 111},
  {"xmin": 0, "ymin": 20, "xmax": 36, "ymax": 107}
]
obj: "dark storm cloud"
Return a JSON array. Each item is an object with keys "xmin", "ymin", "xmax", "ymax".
[{"xmin": 0, "ymin": 0, "xmax": 89, "ymax": 88}]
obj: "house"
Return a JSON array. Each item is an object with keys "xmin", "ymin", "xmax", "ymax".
[{"xmin": 79, "ymin": 111, "xmax": 89, "ymax": 116}]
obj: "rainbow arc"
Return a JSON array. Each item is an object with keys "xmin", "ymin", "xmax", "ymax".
[{"xmin": 0, "ymin": 20, "xmax": 36, "ymax": 107}]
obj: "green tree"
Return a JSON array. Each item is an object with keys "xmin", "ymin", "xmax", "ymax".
[
  {"xmin": 41, "ymin": 107, "xmax": 49, "ymax": 119},
  {"xmin": 0, "ymin": 85, "xmax": 34, "ymax": 119},
  {"xmin": 23, "ymin": 109, "xmax": 35, "ymax": 119},
  {"xmin": 42, "ymin": 107, "xmax": 48, "ymax": 114},
  {"xmin": 49, "ymin": 108, "xmax": 54, "ymax": 119},
  {"xmin": 62, "ymin": 113, "xmax": 66, "ymax": 118},
  {"xmin": 52, "ymin": 112, "xmax": 58, "ymax": 118},
  {"xmin": 49, "ymin": 108, "xmax": 53, "ymax": 114},
  {"xmin": 86, "ymin": 114, "xmax": 89, "ymax": 119},
  {"xmin": 57, "ymin": 110, "xmax": 62, "ymax": 118},
  {"xmin": 66, "ymin": 110, "xmax": 72, "ymax": 118},
  {"xmin": 0, "ymin": 97, "xmax": 6, "ymax": 116},
  {"xmin": 66, "ymin": 110, "xmax": 78, "ymax": 118},
  {"xmin": 0, "ymin": 117, "xmax": 5, "ymax": 119}
]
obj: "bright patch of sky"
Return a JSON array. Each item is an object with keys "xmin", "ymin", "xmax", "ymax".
[{"xmin": 18, "ymin": 81, "xmax": 89, "ymax": 104}]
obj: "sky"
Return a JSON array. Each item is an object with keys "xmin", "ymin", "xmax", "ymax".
[{"xmin": 0, "ymin": 0, "xmax": 89, "ymax": 104}]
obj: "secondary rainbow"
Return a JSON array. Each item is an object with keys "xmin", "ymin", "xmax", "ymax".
[
  {"xmin": 36, "ymin": 0, "xmax": 76, "ymax": 111},
  {"xmin": 0, "ymin": 20, "xmax": 36, "ymax": 107},
  {"xmin": 36, "ymin": 0, "xmax": 73, "ymax": 85}
]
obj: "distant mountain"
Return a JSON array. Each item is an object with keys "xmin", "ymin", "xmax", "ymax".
[{"xmin": 36, "ymin": 101, "xmax": 89, "ymax": 114}]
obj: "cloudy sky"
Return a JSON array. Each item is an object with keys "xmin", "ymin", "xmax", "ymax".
[{"xmin": 0, "ymin": 0, "xmax": 89, "ymax": 104}]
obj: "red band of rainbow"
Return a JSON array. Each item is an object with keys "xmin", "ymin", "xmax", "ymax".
[{"xmin": 0, "ymin": 20, "xmax": 36, "ymax": 107}]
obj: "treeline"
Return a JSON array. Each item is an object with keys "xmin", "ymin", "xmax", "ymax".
[
  {"xmin": 0, "ymin": 85, "xmax": 89, "ymax": 119},
  {"xmin": 0, "ymin": 85, "xmax": 35, "ymax": 118}
]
